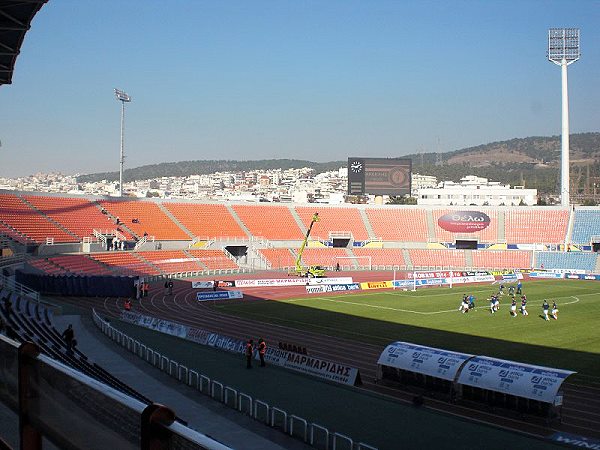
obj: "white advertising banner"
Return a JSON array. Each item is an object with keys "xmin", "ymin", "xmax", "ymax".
[
  {"xmin": 191, "ymin": 281, "xmax": 215, "ymax": 289},
  {"xmin": 196, "ymin": 290, "xmax": 243, "ymax": 301},
  {"xmin": 456, "ymin": 356, "xmax": 575, "ymax": 403},
  {"xmin": 121, "ymin": 311, "xmax": 188, "ymax": 338},
  {"xmin": 262, "ymin": 347, "xmax": 360, "ymax": 386},
  {"xmin": 377, "ymin": 342, "xmax": 473, "ymax": 381},
  {"xmin": 234, "ymin": 277, "xmax": 353, "ymax": 288},
  {"xmin": 305, "ymin": 283, "xmax": 361, "ymax": 294}
]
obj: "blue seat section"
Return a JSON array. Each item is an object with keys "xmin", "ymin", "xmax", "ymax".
[
  {"xmin": 536, "ymin": 252, "xmax": 597, "ymax": 271},
  {"xmin": 572, "ymin": 210, "xmax": 600, "ymax": 244}
]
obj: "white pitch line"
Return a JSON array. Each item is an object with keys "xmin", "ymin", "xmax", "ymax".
[{"xmin": 304, "ymin": 294, "xmax": 587, "ymax": 316}]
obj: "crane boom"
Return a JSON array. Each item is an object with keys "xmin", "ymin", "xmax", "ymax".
[{"xmin": 296, "ymin": 212, "xmax": 319, "ymax": 271}]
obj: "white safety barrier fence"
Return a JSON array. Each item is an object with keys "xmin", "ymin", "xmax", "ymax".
[{"xmin": 92, "ymin": 309, "xmax": 377, "ymax": 450}]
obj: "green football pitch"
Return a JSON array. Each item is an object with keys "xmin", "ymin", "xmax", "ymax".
[{"xmin": 213, "ymin": 279, "xmax": 600, "ymax": 378}]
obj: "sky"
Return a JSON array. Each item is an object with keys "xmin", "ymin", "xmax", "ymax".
[{"xmin": 0, "ymin": 0, "xmax": 599, "ymax": 177}]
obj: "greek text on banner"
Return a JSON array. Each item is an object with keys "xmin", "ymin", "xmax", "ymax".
[{"xmin": 196, "ymin": 291, "xmax": 243, "ymax": 301}]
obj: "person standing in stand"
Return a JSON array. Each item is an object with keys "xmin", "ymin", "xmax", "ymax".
[
  {"xmin": 62, "ymin": 324, "xmax": 75, "ymax": 354},
  {"xmin": 245, "ymin": 339, "xmax": 254, "ymax": 369},
  {"xmin": 258, "ymin": 338, "xmax": 267, "ymax": 367}
]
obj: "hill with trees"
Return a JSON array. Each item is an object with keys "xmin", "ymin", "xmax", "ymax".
[{"xmin": 77, "ymin": 132, "xmax": 600, "ymax": 195}]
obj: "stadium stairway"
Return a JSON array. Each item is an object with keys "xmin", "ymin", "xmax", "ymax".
[
  {"xmin": 497, "ymin": 210, "xmax": 506, "ymax": 242},
  {"xmin": 358, "ymin": 209, "xmax": 377, "ymax": 240},
  {"xmin": 464, "ymin": 249, "xmax": 473, "ymax": 267},
  {"xmin": 17, "ymin": 195, "xmax": 80, "ymax": 241},
  {"xmin": 425, "ymin": 210, "xmax": 436, "ymax": 241},
  {"xmin": 182, "ymin": 249, "xmax": 211, "ymax": 271},
  {"xmin": 402, "ymin": 248, "xmax": 412, "ymax": 268},
  {"xmin": 289, "ymin": 207, "xmax": 308, "ymax": 236},
  {"xmin": 595, "ymin": 256, "xmax": 600, "ymax": 273},
  {"xmin": 225, "ymin": 205, "xmax": 253, "ymax": 239},
  {"xmin": 157, "ymin": 203, "xmax": 195, "ymax": 239},
  {"xmin": 50, "ymin": 314, "xmax": 311, "ymax": 450}
]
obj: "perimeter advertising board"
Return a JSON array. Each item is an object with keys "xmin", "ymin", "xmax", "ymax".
[
  {"xmin": 377, "ymin": 341, "xmax": 473, "ymax": 381},
  {"xmin": 347, "ymin": 157, "xmax": 411, "ymax": 196},
  {"xmin": 456, "ymin": 356, "xmax": 575, "ymax": 403}
]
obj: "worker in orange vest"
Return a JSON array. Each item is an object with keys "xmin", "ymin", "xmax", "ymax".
[
  {"xmin": 245, "ymin": 339, "xmax": 254, "ymax": 369},
  {"xmin": 124, "ymin": 299, "xmax": 132, "ymax": 311},
  {"xmin": 258, "ymin": 338, "xmax": 267, "ymax": 367}
]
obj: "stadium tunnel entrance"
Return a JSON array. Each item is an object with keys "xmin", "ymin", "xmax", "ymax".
[{"xmin": 225, "ymin": 245, "xmax": 247, "ymax": 261}]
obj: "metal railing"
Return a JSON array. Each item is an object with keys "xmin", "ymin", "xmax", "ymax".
[{"xmin": 92, "ymin": 310, "xmax": 376, "ymax": 450}]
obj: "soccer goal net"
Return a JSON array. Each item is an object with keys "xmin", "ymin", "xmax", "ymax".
[{"xmin": 332, "ymin": 256, "xmax": 372, "ymax": 270}]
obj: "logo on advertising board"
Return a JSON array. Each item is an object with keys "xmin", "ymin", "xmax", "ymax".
[{"xmin": 437, "ymin": 211, "xmax": 491, "ymax": 233}]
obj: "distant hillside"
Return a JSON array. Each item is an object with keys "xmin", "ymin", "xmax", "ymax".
[
  {"xmin": 77, "ymin": 132, "xmax": 600, "ymax": 194},
  {"xmin": 76, "ymin": 159, "xmax": 345, "ymax": 184}
]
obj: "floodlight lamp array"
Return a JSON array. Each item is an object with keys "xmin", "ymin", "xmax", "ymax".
[
  {"xmin": 114, "ymin": 88, "xmax": 131, "ymax": 102},
  {"xmin": 548, "ymin": 28, "xmax": 580, "ymax": 65}
]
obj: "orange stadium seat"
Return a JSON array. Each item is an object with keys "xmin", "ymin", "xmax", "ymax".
[
  {"xmin": 471, "ymin": 250, "xmax": 532, "ymax": 270},
  {"xmin": 27, "ymin": 258, "xmax": 68, "ymax": 275},
  {"xmin": 0, "ymin": 193, "xmax": 77, "ymax": 243},
  {"xmin": 186, "ymin": 249, "xmax": 239, "ymax": 270},
  {"xmin": 298, "ymin": 248, "xmax": 349, "ymax": 268},
  {"xmin": 164, "ymin": 203, "xmax": 247, "ymax": 240},
  {"xmin": 295, "ymin": 207, "xmax": 369, "ymax": 241},
  {"xmin": 136, "ymin": 250, "xmax": 205, "ymax": 273},
  {"xmin": 47, "ymin": 255, "xmax": 114, "ymax": 276},
  {"xmin": 409, "ymin": 249, "xmax": 466, "ymax": 269},
  {"xmin": 24, "ymin": 195, "xmax": 118, "ymax": 241},
  {"xmin": 432, "ymin": 209, "xmax": 498, "ymax": 243},
  {"xmin": 89, "ymin": 252, "xmax": 162, "ymax": 276},
  {"xmin": 98, "ymin": 200, "xmax": 189, "ymax": 240},
  {"xmin": 233, "ymin": 205, "xmax": 303, "ymax": 240},
  {"xmin": 365, "ymin": 208, "xmax": 429, "ymax": 242},
  {"xmin": 504, "ymin": 210, "xmax": 569, "ymax": 244},
  {"xmin": 353, "ymin": 248, "xmax": 406, "ymax": 267},
  {"xmin": 258, "ymin": 248, "xmax": 297, "ymax": 269}
]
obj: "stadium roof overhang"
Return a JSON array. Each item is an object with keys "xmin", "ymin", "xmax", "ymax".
[{"xmin": 0, "ymin": 0, "xmax": 48, "ymax": 86}]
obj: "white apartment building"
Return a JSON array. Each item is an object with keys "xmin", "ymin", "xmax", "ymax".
[{"xmin": 417, "ymin": 175, "xmax": 537, "ymax": 206}]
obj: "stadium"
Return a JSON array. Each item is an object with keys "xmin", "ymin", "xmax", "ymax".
[{"xmin": 1, "ymin": 2, "xmax": 600, "ymax": 450}]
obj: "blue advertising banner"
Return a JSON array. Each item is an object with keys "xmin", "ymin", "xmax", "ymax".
[{"xmin": 196, "ymin": 291, "xmax": 243, "ymax": 301}]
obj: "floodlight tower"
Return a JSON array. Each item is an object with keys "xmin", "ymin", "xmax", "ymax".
[
  {"xmin": 547, "ymin": 28, "xmax": 580, "ymax": 207},
  {"xmin": 114, "ymin": 88, "xmax": 132, "ymax": 197}
]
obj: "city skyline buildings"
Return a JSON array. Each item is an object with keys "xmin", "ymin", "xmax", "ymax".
[{"xmin": 0, "ymin": 1, "xmax": 599, "ymax": 178}]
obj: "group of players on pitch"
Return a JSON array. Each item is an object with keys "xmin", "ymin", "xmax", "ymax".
[{"xmin": 458, "ymin": 281, "xmax": 559, "ymax": 320}]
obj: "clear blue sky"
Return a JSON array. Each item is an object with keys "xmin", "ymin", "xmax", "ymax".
[{"xmin": 0, "ymin": 0, "xmax": 599, "ymax": 177}]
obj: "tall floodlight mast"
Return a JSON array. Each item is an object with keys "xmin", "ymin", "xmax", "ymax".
[
  {"xmin": 547, "ymin": 28, "xmax": 580, "ymax": 207},
  {"xmin": 114, "ymin": 88, "xmax": 132, "ymax": 197}
]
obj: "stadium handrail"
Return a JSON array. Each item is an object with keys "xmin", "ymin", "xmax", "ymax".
[
  {"xmin": 91, "ymin": 309, "xmax": 376, "ymax": 450},
  {"xmin": 0, "ymin": 334, "xmax": 232, "ymax": 450}
]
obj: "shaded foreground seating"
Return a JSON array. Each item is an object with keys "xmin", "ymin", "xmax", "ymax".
[{"xmin": 0, "ymin": 291, "xmax": 152, "ymax": 405}]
